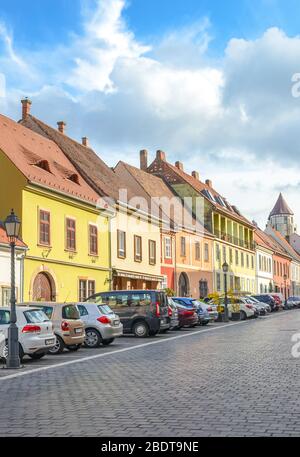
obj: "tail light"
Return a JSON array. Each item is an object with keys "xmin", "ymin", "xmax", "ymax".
[
  {"xmin": 22, "ymin": 325, "xmax": 41, "ymax": 333},
  {"xmin": 246, "ymin": 304, "xmax": 253, "ymax": 310},
  {"xmin": 207, "ymin": 306, "xmax": 212, "ymax": 312},
  {"xmin": 155, "ymin": 303, "xmax": 160, "ymax": 317},
  {"xmin": 97, "ymin": 316, "xmax": 111, "ymax": 324},
  {"xmin": 168, "ymin": 306, "xmax": 173, "ymax": 317},
  {"xmin": 61, "ymin": 321, "xmax": 70, "ymax": 331},
  {"xmin": 182, "ymin": 310, "xmax": 194, "ymax": 316}
]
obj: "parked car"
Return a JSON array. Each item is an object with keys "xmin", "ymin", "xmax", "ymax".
[
  {"xmin": 20, "ymin": 302, "xmax": 85, "ymax": 354},
  {"xmin": 246, "ymin": 296, "xmax": 271, "ymax": 313},
  {"xmin": 198, "ymin": 302, "xmax": 219, "ymax": 321},
  {"xmin": 0, "ymin": 306, "xmax": 56, "ymax": 361},
  {"xmin": 240, "ymin": 297, "xmax": 266, "ymax": 316},
  {"xmin": 76, "ymin": 303, "xmax": 123, "ymax": 348},
  {"xmin": 175, "ymin": 303, "xmax": 199, "ymax": 328},
  {"xmin": 86, "ymin": 290, "xmax": 170, "ymax": 337},
  {"xmin": 172, "ymin": 297, "xmax": 210, "ymax": 325},
  {"xmin": 251, "ymin": 294, "xmax": 277, "ymax": 312},
  {"xmin": 218, "ymin": 298, "xmax": 256, "ymax": 320},
  {"xmin": 286, "ymin": 296, "xmax": 300, "ymax": 308},
  {"xmin": 167, "ymin": 298, "xmax": 180, "ymax": 330},
  {"xmin": 270, "ymin": 293, "xmax": 284, "ymax": 310}
]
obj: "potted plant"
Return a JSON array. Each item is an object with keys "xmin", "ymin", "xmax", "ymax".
[{"xmin": 228, "ymin": 289, "xmax": 240, "ymax": 321}]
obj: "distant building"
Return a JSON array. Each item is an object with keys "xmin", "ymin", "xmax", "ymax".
[{"xmin": 268, "ymin": 193, "xmax": 297, "ymax": 239}]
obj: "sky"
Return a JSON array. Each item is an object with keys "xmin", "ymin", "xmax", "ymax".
[{"xmin": 1, "ymin": 0, "xmax": 300, "ymax": 229}]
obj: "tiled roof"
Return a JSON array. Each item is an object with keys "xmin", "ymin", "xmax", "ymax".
[
  {"xmin": 269, "ymin": 193, "xmax": 294, "ymax": 218},
  {"xmin": 261, "ymin": 226, "xmax": 292, "ymax": 259},
  {"xmin": 148, "ymin": 156, "xmax": 254, "ymax": 228},
  {"xmin": 267, "ymin": 226, "xmax": 300, "ymax": 262},
  {"xmin": 0, "ymin": 223, "xmax": 27, "ymax": 248},
  {"xmin": 114, "ymin": 161, "xmax": 211, "ymax": 235},
  {"xmin": 0, "ymin": 114, "xmax": 100, "ymax": 205},
  {"xmin": 20, "ymin": 115, "xmax": 135, "ymax": 202}
]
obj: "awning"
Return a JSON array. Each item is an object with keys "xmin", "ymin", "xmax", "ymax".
[{"xmin": 113, "ymin": 269, "xmax": 164, "ymax": 282}]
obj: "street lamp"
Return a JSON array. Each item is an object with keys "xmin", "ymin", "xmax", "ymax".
[
  {"xmin": 283, "ymin": 274, "xmax": 288, "ymax": 307},
  {"xmin": 222, "ymin": 261, "xmax": 229, "ymax": 323},
  {"xmin": 4, "ymin": 209, "xmax": 21, "ymax": 369}
]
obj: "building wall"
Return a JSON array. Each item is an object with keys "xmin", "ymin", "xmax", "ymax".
[
  {"xmin": 256, "ymin": 248, "xmax": 273, "ymax": 294},
  {"xmin": 161, "ymin": 233, "xmax": 175, "ymax": 290},
  {"xmin": 111, "ymin": 208, "xmax": 162, "ymax": 279},
  {"xmin": 272, "ymin": 254, "xmax": 291, "ymax": 296},
  {"xmin": 21, "ymin": 186, "xmax": 111, "ymax": 301},
  {"xmin": 0, "ymin": 248, "xmax": 23, "ymax": 305}
]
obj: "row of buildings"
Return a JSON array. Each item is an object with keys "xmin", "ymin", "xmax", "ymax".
[{"xmin": 0, "ymin": 99, "xmax": 299, "ymax": 305}]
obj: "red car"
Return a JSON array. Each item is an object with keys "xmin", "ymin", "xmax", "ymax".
[
  {"xmin": 175, "ymin": 303, "xmax": 198, "ymax": 328},
  {"xmin": 270, "ymin": 294, "xmax": 284, "ymax": 310}
]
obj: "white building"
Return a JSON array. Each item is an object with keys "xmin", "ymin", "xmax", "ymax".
[
  {"xmin": 0, "ymin": 225, "xmax": 27, "ymax": 306},
  {"xmin": 254, "ymin": 228, "xmax": 273, "ymax": 294}
]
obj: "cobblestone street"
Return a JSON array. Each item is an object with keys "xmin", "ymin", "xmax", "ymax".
[{"xmin": 1, "ymin": 312, "xmax": 300, "ymax": 437}]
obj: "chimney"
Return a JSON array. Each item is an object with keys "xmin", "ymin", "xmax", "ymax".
[
  {"xmin": 175, "ymin": 161, "xmax": 183, "ymax": 171},
  {"xmin": 57, "ymin": 121, "xmax": 66, "ymax": 134},
  {"xmin": 82, "ymin": 137, "xmax": 89, "ymax": 147},
  {"xmin": 156, "ymin": 150, "xmax": 166, "ymax": 162},
  {"xmin": 21, "ymin": 98, "xmax": 32, "ymax": 120},
  {"xmin": 192, "ymin": 171, "xmax": 199, "ymax": 180},
  {"xmin": 205, "ymin": 179, "xmax": 212, "ymax": 188},
  {"xmin": 140, "ymin": 149, "xmax": 148, "ymax": 171}
]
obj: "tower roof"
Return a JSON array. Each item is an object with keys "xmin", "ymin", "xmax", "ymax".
[{"xmin": 269, "ymin": 193, "xmax": 294, "ymax": 218}]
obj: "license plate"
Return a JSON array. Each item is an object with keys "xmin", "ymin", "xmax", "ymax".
[
  {"xmin": 75, "ymin": 328, "xmax": 82, "ymax": 334},
  {"xmin": 113, "ymin": 320, "xmax": 119, "ymax": 326},
  {"xmin": 160, "ymin": 318, "xmax": 165, "ymax": 324},
  {"xmin": 45, "ymin": 338, "xmax": 55, "ymax": 345}
]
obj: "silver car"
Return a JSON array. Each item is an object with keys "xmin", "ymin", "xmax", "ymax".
[
  {"xmin": 77, "ymin": 303, "xmax": 123, "ymax": 348},
  {"xmin": 167, "ymin": 298, "xmax": 180, "ymax": 330}
]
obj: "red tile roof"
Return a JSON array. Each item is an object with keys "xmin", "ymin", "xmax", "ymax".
[
  {"xmin": 148, "ymin": 156, "xmax": 254, "ymax": 228},
  {"xmin": 0, "ymin": 114, "xmax": 100, "ymax": 205},
  {"xmin": 0, "ymin": 224, "xmax": 27, "ymax": 248}
]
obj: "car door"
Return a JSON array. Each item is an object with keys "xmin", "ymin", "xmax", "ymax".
[{"xmin": 77, "ymin": 304, "xmax": 90, "ymax": 328}]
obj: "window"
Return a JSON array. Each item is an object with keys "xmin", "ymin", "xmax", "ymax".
[
  {"xmin": 66, "ymin": 218, "xmax": 76, "ymax": 251},
  {"xmin": 0, "ymin": 309, "xmax": 10, "ymax": 324},
  {"xmin": 39, "ymin": 210, "xmax": 50, "ymax": 245},
  {"xmin": 195, "ymin": 242, "xmax": 201, "ymax": 261},
  {"xmin": 24, "ymin": 309, "xmax": 50, "ymax": 323},
  {"xmin": 1, "ymin": 287, "xmax": 11, "ymax": 307},
  {"xmin": 204, "ymin": 243, "xmax": 209, "ymax": 262},
  {"xmin": 216, "ymin": 244, "xmax": 220, "ymax": 262},
  {"xmin": 216, "ymin": 273, "xmax": 221, "ymax": 291},
  {"xmin": 79, "ymin": 279, "xmax": 95, "ymax": 301},
  {"xmin": 164, "ymin": 237, "xmax": 172, "ymax": 259},
  {"xmin": 77, "ymin": 305, "xmax": 88, "ymax": 316},
  {"xmin": 229, "ymin": 249, "xmax": 233, "ymax": 264},
  {"xmin": 251, "ymin": 256, "xmax": 254, "ymax": 269},
  {"xmin": 235, "ymin": 250, "xmax": 239, "ymax": 265},
  {"xmin": 180, "ymin": 237, "xmax": 186, "ymax": 257},
  {"xmin": 241, "ymin": 252, "xmax": 244, "ymax": 267},
  {"xmin": 222, "ymin": 246, "xmax": 226, "ymax": 262},
  {"xmin": 134, "ymin": 235, "xmax": 142, "ymax": 262},
  {"xmin": 62, "ymin": 305, "xmax": 80, "ymax": 320},
  {"xmin": 117, "ymin": 230, "xmax": 126, "ymax": 258},
  {"xmin": 89, "ymin": 224, "xmax": 98, "ymax": 255},
  {"xmin": 246, "ymin": 254, "xmax": 249, "ymax": 269},
  {"xmin": 149, "ymin": 240, "xmax": 156, "ymax": 265}
]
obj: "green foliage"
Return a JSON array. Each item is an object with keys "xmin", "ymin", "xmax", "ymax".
[{"xmin": 164, "ymin": 288, "xmax": 175, "ymax": 297}]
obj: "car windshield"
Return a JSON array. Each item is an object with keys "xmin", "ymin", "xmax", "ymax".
[
  {"xmin": 62, "ymin": 305, "xmax": 80, "ymax": 320},
  {"xmin": 37, "ymin": 306, "xmax": 53, "ymax": 319},
  {"xmin": 97, "ymin": 305, "xmax": 114, "ymax": 315},
  {"xmin": 192, "ymin": 300, "xmax": 203, "ymax": 308},
  {"xmin": 0, "ymin": 309, "xmax": 10, "ymax": 325},
  {"xmin": 24, "ymin": 309, "xmax": 50, "ymax": 323},
  {"xmin": 87, "ymin": 295, "xmax": 104, "ymax": 304}
]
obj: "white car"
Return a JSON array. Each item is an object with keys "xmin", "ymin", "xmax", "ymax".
[
  {"xmin": 77, "ymin": 303, "xmax": 123, "ymax": 348},
  {"xmin": 0, "ymin": 306, "xmax": 56, "ymax": 361},
  {"xmin": 219, "ymin": 298, "xmax": 255, "ymax": 320}
]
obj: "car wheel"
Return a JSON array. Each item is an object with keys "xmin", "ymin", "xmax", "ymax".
[
  {"xmin": 67, "ymin": 344, "xmax": 81, "ymax": 351},
  {"xmin": 102, "ymin": 338, "xmax": 115, "ymax": 346},
  {"xmin": 29, "ymin": 353, "xmax": 46, "ymax": 360},
  {"xmin": 84, "ymin": 328, "xmax": 101, "ymax": 348},
  {"xmin": 240, "ymin": 310, "xmax": 247, "ymax": 320},
  {"xmin": 133, "ymin": 321, "xmax": 149, "ymax": 338},
  {"xmin": 48, "ymin": 335, "xmax": 65, "ymax": 355},
  {"xmin": 202, "ymin": 321, "xmax": 209, "ymax": 326},
  {"xmin": 1, "ymin": 341, "xmax": 24, "ymax": 361}
]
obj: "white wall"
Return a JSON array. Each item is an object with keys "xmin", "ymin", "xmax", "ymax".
[
  {"xmin": 256, "ymin": 248, "xmax": 273, "ymax": 293},
  {"xmin": 0, "ymin": 248, "xmax": 23, "ymax": 306}
]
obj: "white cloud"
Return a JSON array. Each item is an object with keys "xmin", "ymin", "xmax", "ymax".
[{"xmin": 0, "ymin": 0, "xmax": 300, "ymax": 228}]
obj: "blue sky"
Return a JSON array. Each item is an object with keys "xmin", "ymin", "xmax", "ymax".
[{"xmin": 1, "ymin": 0, "xmax": 300, "ymax": 227}]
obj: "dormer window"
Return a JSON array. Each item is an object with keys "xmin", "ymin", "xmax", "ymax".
[
  {"xmin": 35, "ymin": 160, "xmax": 51, "ymax": 173},
  {"xmin": 68, "ymin": 173, "xmax": 80, "ymax": 185}
]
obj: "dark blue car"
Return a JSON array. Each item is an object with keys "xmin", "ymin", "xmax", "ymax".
[{"xmin": 172, "ymin": 297, "xmax": 210, "ymax": 325}]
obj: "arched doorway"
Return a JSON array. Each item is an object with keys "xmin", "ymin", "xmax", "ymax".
[
  {"xmin": 199, "ymin": 279, "xmax": 208, "ymax": 299},
  {"xmin": 178, "ymin": 273, "xmax": 189, "ymax": 297},
  {"xmin": 32, "ymin": 272, "xmax": 55, "ymax": 301}
]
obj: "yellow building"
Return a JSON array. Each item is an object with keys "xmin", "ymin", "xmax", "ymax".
[
  {"xmin": 0, "ymin": 112, "xmax": 111, "ymax": 302},
  {"xmin": 148, "ymin": 150, "xmax": 256, "ymax": 294},
  {"xmin": 20, "ymin": 100, "xmax": 164, "ymax": 290}
]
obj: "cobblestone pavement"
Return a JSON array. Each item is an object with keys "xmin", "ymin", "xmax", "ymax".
[{"xmin": 0, "ymin": 311, "xmax": 300, "ymax": 437}]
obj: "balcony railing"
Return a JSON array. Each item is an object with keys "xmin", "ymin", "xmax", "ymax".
[{"xmin": 214, "ymin": 229, "xmax": 255, "ymax": 251}]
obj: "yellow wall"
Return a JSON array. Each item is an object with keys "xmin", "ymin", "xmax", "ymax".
[
  {"xmin": 111, "ymin": 208, "xmax": 161, "ymax": 277},
  {"xmin": 0, "ymin": 150, "xmax": 26, "ymax": 221},
  {"xmin": 22, "ymin": 186, "xmax": 111, "ymax": 301}
]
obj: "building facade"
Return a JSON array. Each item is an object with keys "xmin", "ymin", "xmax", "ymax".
[
  {"xmin": 0, "ymin": 111, "xmax": 111, "ymax": 302},
  {"xmin": 147, "ymin": 150, "xmax": 256, "ymax": 294},
  {"xmin": 254, "ymin": 228, "xmax": 273, "ymax": 294}
]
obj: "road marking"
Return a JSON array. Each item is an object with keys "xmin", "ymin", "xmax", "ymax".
[
  {"xmin": 0, "ymin": 320, "xmax": 250, "ymax": 381},
  {"xmin": 1, "ymin": 311, "xmax": 296, "ymax": 381}
]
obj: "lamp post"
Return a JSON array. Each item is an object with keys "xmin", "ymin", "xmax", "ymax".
[
  {"xmin": 222, "ymin": 261, "xmax": 229, "ymax": 323},
  {"xmin": 283, "ymin": 274, "xmax": 288, "ymax": 307},
  {"xmin": 4, "ymin": 209, "xmax": 21, "ymax": 369}
]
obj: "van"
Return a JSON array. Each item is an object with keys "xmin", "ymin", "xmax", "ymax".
[{"xmin": 86, "ymin": 290, "xmax": 170, "ymax": 337}]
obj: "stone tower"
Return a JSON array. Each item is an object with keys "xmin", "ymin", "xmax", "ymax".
[{"xmin": 268, "ymin": 193, "xmax": 296, "ymax": 239}]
